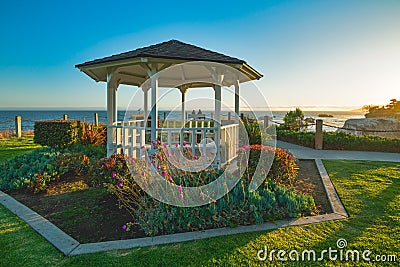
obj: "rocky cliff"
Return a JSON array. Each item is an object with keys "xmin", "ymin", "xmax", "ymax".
[{"xmin": 339, "ymin": 118, "xmax": 400, "ymax": 139}]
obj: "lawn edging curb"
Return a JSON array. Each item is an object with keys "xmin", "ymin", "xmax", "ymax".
[{"xmin": 0, "ymin": 159, "xmax": 348, "ymax": 256}]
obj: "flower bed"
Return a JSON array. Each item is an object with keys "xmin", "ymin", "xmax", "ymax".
[{"xmin": 1, "ymin": 142, "xmax": 317, "ymax": 239}]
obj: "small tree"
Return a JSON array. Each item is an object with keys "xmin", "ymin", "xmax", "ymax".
[{"xmin": 283, "ymin": 108, "xmax": 306, "ymax": 131}]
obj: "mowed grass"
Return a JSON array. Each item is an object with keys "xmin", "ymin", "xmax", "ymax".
[
  {"xmin": 0, "ymin": 135, "xmax": 41, "ymax": 163},
  {"xmin": 1, "ymin": 156, "xmax": 399, "ymax": 265}
]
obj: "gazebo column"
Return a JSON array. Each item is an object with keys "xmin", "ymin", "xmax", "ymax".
[
  {"xmin": 106, "ymin": 72, "xmax": 118, "ymax": 157},
  {"xmin": 214, "ymin": 82, "xmax": 222, "ymax": 167},
  {"xmin": 150, "ymin": 75, "xmax": 158, "ymax": 144},
  {"xmin": 234, "ymin": 80, "xmax": 240, "ymax": 123},
  {"xmin": 142, "ymin": 87, "xmax": 149, "ymax": 120},
  {"xmin": 180, "ymin": 86, "xmax": 188, "ymax": 126}
]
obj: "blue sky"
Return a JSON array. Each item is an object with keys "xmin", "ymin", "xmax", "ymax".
[{"xmin": 0, "ymin": 0, "xmax": 399, "ymax": 110}]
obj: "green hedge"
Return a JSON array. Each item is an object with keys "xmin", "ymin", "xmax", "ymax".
[
  {"xmin": 34, "ymin": 120, "xmax": 82, "ymax": 148},
  {"xmin": 277, "ymin": 129, "xmax": 400, "ymax": 152}
]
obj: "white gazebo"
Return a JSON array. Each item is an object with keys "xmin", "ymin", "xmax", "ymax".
[{"xmin": 76, "ymin": 40, "xmax": 262, "ymax": 167}]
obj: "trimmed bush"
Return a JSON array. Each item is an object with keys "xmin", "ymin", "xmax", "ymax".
[
  {"xmin": 277, "ymin": 128, "xmax": 400, "ymax": 152},
  {"xmin": 34, "ymin": 120, "xmax": 82, "ymax": 148}
]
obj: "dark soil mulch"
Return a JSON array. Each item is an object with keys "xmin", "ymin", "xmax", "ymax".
[{"xmin": 7, "ymin": 160, "xmax": 332, "ymax": 243}]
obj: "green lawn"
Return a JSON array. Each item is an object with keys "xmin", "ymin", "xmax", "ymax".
[
  {"xmin": 0, "ymin": 136, "xmax": 41, "ymax": 163},
  {"xmin": 0, "ymin": 142, "xmax": 399, "ymax": 266}
]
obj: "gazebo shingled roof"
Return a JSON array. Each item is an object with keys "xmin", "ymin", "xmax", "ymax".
[
  {"xmin": 76, "ymin": 39, "xmax": 246, "ymax": 67},
  {"xmin": 75, "ymin": 40, "xmax": 262, "ymax": 84}
]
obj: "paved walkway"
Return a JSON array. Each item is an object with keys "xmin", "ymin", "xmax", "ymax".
[{"xmin": 277, "ymin": 140, "xmax": 400, "ymax": 162}]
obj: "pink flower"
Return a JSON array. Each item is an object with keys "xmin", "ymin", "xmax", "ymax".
[
  {"xmin": 161, "ymin": 171, "xmax": 167, "ymax": 177},
  {"xmin": 157, "ymin": 165, "xmax": 161, "ymax": 171},
  {"xmin": 131, "ymin": 159, "xmax": 135, "ymax": 163},
  {"xmin": 112, "ymin": 172, "xmax": 117, "ymax": 178},
  {"xmin": 243, "ymin": 145, "xmax": 248, "ymax": 149},
  {"xmin": 178, "ymin": 193, "xmax": 183, "ymax": 199},
  {"xmin": 168, "ymin": 176, "xmax": 173, "ymax": 182},
  {"xmin": 163, "ymin": 143, "xmax": 167, "ymax": 148},
  {"xmin": 122, "ymin": 225, "xmax": 127, "ymax": 231},
  {"xmin": 141, "ymin": 171, "xmax": 145, "ymax": 176},
  {"xmin": 118, "ymin": 182, "xmax": 123, "ymax": 187},
  {"xmin": 175, "ymin": 143, "xmax": 179, "ymax": 147},
  {"xmin": 157, "ymin": 155, "xmax": 162, "ymax": 161},
  {"xmin": 183, "ymin": 141, "xmax": 186, "ymax": 146},
  {"xmin": 177, "ymin": 185, "xmax": 182, "ymax": 191},
  {"xmin": 200, "ymin": 191, "xmax": 204, "ymax": 197},
  {"xmin": 193, "ymin": 155, "xmax": 197, "ymax": 159}
]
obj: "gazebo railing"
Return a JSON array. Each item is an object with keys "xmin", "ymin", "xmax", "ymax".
[
  {"xmin": 107, "ymin": 121, "xmax": 239, "ymax": 166},
  {"xmin": 221, "ymin": 123, "xmax": 239, "ymax": 163}
]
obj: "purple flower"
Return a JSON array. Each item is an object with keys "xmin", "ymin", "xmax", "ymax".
[
  {"xmin": 161, "ymin": 171, "xmax": 167, "ymax": 177},
  {"xmin": 141, "ymin": 145, "xmax": 145, "ymax": 149},
  {"xmin": 122, "ymin": 225, "xmax": 127, "ymax": 231},
  {"xmin": 118, "ymin": 182, "xmax": 123, "ymax": 187},
  {"xmin": 111, "ymin": 172, "xmax": 117, "ymax": 178},
  {"xmin": 183, "ymin": 141, "xmax": 187, "ymax": 146},
  {"xmin": 141, "ymin": 171, "xmax": 145, "ymax": 176},
  {"xmin": 178, "ymin": 193, "xmax": 183, "ymax": 199},
  {"xmin": 193, "ymin": 155, "xmax": 197, "ymax": 159},
  {"xmin": 163, "ymin": 143, "xmax": 167, "ymax": 148},
  {"xmin": 177, "ymin": 185, "xmax": 182, "ymax": 191},
  {"xmin": 175, "ymin": 143, "xmax": 179, "ymax": 147},
  {"xmin": 157, "ymin": 165, "xmax": 161, "ymax": 171}
]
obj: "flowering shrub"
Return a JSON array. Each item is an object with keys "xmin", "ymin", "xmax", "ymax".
[
  {"xmin": 55, "ymin": 153, "xmax": 90, "ymax": 176},
  {"xmin": 135, "ymin": 176, "xmax": 315, "ymax": 236},
  {"xmin": 86, "ymin": 154, "xmax": 133, "ymax": 188},
  {"xmin": 80, "ymin": 122, "xmax": 107, "ymax": 146},
  {"xmin": 240, "ymin": 145, "xmax": 298, "ymax": 188}
]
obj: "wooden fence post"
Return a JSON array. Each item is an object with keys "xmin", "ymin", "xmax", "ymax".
[
  {"xmin": 94, "ymin": 113, "xmax": 99, "ymax": 126},
  {"xmin": 315, "ymin": 119, "xmax": 323, "ymax": 150},
  {"xmin": 15, "ymin": 116, "xmax": 21, "ymax": 138},
  {"xmin": 63, "ymin": 114, "xmax": 68, "ymax": 120}
]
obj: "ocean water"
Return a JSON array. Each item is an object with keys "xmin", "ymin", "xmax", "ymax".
[{"xmin": 0, "ymin": 110, "xmax": 365, "ymax": 131}]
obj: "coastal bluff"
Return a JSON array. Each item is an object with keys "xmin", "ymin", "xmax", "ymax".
[{"xmin": 339, "ymin": 118, "xmax": 400, "ymax": 139}]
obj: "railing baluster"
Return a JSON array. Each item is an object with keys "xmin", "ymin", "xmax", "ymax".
[{"xmin": 191, "ymin": 129, "xmax": 196, "ymax": 156}]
